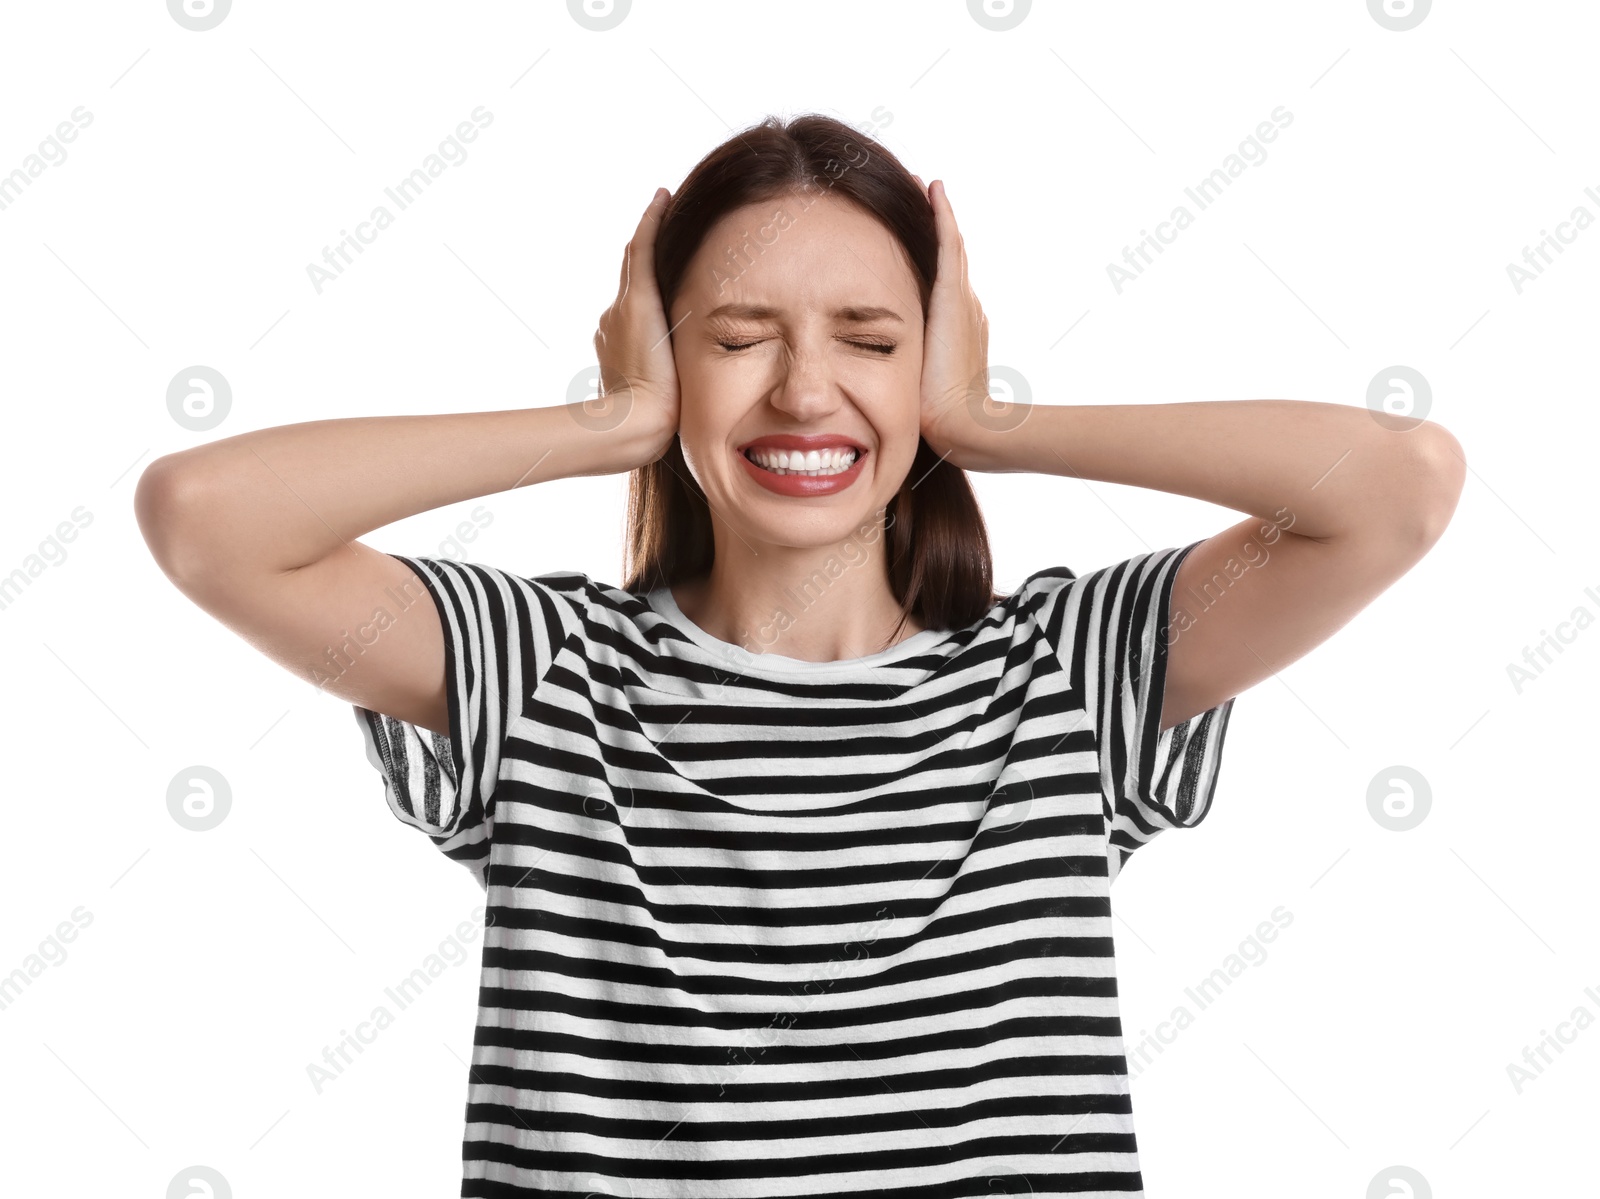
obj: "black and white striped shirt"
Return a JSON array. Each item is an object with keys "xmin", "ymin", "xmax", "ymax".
[{"xmin": 354, "ymin": 541, "xmax": 1235, "ymax": 1197}]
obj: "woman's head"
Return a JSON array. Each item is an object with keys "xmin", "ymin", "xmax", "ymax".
[{"xmin": 622, "ymin": 113, "xmax": 996, "ymax": 632}]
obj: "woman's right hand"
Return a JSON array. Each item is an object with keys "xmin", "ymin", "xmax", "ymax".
[{"xmin": 589, "ymin": 187, "xmax": 681, "ymax": 469}]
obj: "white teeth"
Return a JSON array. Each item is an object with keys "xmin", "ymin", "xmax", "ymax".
[{"xmin": 744, "ymin": 446, "xmax": 860, "ymax": 476}]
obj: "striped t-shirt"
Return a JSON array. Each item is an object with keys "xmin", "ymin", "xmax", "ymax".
[{"xmin": 354, "ymin": 541, "xmax": 1234, "ymax": 1197}]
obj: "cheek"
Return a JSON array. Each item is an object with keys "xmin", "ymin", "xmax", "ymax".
[
  {"xmin": 867, "ymin": 393, "xmax": 922, "ymax": 489},
  {"xmin": 674, "ymin": 381, "xmax": 741, "ymax": 486},
  {"xmin": 882, "ymin": 369, "xmax": 924, "ymax": 436},
  {"xmin": 678, "ymin": 373, "xmax": 734, "ymax": 441}
]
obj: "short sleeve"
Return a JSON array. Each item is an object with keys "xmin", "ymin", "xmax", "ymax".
[
  {"xmin": 352, "ymin": 555, "xmax": 576, "ymax": 884},
  {"xmin": 1024, "ymin": 541, "xmax": 1236, "ymax": 883}
]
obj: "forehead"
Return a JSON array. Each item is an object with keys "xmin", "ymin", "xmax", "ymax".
[{"xmin": 682, "ymin": 192, "xmax": 917, "ymax": 316}]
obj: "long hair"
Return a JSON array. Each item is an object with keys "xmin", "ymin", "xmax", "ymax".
[{"xmin": 620, "ymin": 112, "xmax": 1000, "ymax": 636}]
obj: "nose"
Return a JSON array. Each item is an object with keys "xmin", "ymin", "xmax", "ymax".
[{"xmin": 768, "ymin": 337, "xmax": 844, "ymax": 422}]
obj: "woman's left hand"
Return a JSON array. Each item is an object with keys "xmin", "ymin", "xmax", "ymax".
[{"xmin": 917, "ymin": 177, "xmax": 990, "ymax": 469}]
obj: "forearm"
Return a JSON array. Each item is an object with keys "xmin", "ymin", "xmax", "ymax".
[
  {"xmin": 955, "ymin": 399, "xmax": 1464, "ymax": 542},
  {"xmin": 137, "ymin": 405, "xmax": 657, "ymax": 578}
]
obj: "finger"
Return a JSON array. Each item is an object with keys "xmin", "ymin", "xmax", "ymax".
[
  {"xmin": 630, "ymin": 188, "xmax": 669, "ymax": 280},
  {"xmin": 632, "ymin": 187, "xmax": 668, "ymax": 252},
  {"xmin": 616, "ymin": 238, "xmax": 633, "ymax": 303},
  {"xmin": 937, "ymin": 183, "xmax": 971, "ymax": 292},
  {"xmin": 936, "ymin": 181, "xmax": 971, "ymax": 294},
  {"xmin": 931, "ymin": 180, "xmax": 960, "ymax": 290},
  {"xmin": 620, "ymin": 189, "xmax": 668, "ymax": 301}
]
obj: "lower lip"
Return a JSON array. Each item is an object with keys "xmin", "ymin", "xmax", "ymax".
[{"xmin": 737, "ymin": 447, "xmax": 867, "ymax": 496}]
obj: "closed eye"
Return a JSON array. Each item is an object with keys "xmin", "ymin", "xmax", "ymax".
[{"xmin": 716, "ymin": 339, "xmax": 896, "ymax": 355}]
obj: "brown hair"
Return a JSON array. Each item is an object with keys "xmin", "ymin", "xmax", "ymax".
[{"xmin": 620, "ymin": 112, "xmax": 1001, "ymax": 638}]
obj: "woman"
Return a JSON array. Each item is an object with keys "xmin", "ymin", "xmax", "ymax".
[{"xmin": 135, "ymin": 114, "xmax": 1465, "ymax": 1195}]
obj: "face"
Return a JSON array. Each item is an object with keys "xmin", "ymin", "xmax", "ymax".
[{"xmin": 667, "ymin": 191, "xmax": 924, "ymax": 553}]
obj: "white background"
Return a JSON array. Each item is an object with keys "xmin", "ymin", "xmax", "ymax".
[{"xmin": 1, "ymin": 1, "xmax": 1594, "ymax": 1195}]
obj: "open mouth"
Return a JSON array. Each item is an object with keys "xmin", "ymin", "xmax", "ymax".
[{"xmin": 741, "ymin": 446, "xmax": 863, "ymax": 477}]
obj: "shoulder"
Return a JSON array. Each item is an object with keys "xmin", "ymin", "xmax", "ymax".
[
  {"xmin": 522, "ymin": 568, "xmax": 673, "ymax": 648},
  {"xmin": 1004, "ymin": 545, "xmax": 1200, "ymax": 653},
  {"xmin": 389, "ymin": 556, "xmax": 637, "ymax": 641},
  {"xmin": 1013, "ymin": 546, "xmax": 1196, "ymax": 613},
  {"xmin": 1006, "ymin": 563, "xmax": 1081, "ymax": 623},
  {"xmin": 1011, "ymin": 563, "xmax": 1080, "ymax": 600}
]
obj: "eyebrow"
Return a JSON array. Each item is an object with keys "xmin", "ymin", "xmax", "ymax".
[{"xmin": 701, "ymin": 302, "xmax": 904, "ymax": 324}]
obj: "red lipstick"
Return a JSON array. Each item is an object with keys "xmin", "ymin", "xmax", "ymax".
[{"xmin": 736, "ymin": 435, "xmax": 869, "ymax": 498}]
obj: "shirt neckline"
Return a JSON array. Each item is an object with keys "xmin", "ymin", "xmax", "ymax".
[{"xmin": 644, "ymin": 582, "xmax": 952, "ymax": 677}]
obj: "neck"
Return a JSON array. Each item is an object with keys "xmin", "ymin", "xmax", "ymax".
[{"xmin": 674, "ymin": 517, "xmax": 922, "ymax": 663}]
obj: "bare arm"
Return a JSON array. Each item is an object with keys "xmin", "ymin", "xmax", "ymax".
[
  {"xmin": 908, "ymin": 180, "xmax": 1465, "ymax": 729},
  {"xmin": 911, "ymin": 180, "xmax": 1465, "ymax": 735},
  {"xmin": 134, "ymin": 406, "xmax": 668, "ymax": 736},
  {"xmin": 136, "ymin": 190, "xmax": 679, "ymax": 740},
  {"xmin": 949, "ymin": 399, "xmax": 1466, "ymax": 731}
]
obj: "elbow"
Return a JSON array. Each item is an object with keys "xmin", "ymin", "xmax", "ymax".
[
  {"xmin": 134, "ymin": 453, "xmax": 218, "ymax": 586},
  {"xmin": 1396, "ymin": 420, "xmax": 1467, "ymax": 552}
]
